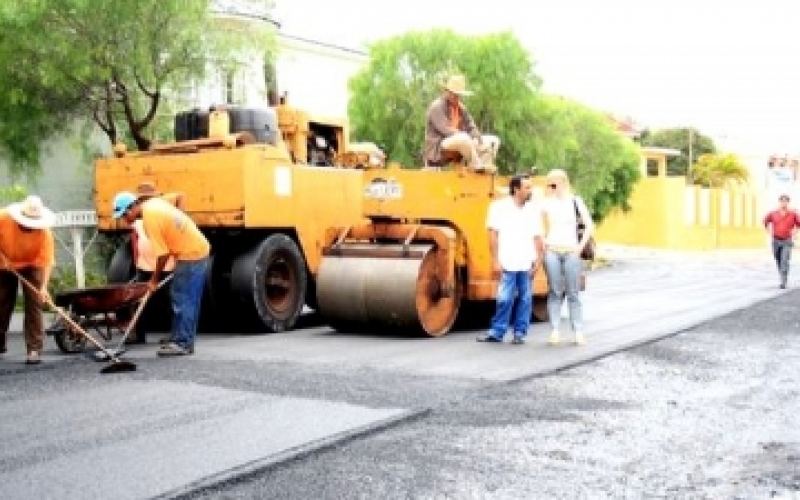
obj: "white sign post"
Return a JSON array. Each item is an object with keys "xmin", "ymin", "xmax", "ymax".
[{"xmin": 53, "ymin": 210, "xmax": 98, "ymax": 288}]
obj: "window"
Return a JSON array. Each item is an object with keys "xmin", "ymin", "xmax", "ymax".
[
  {"xmin": 265, "ymin": 57, "xmax": 278, "ymax": 105},
  {"xmin": 222, "ymin": 66, "xmax": 246, "ymax": 105},
  {"xmin": 646, "ymin": 158, "xmax": 660, "ymax": 177}
]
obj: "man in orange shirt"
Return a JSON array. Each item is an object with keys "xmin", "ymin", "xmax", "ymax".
[
  {"xmin": 126, "ymin": 182, "xmax": 183, "ymax": 345},
  {"xmin": 423, "ymin": 74, "xmax": 500, "ymax": 173},
  {"xmin": 0, "ymin": 195, "xmax": 56, "ymax": 364},
  {"xmin": 763, "ymin": 193, "xmax": 800, "ymax": 289},
  {"xmin": 112, "ymin": 191, "xmax": 210, "ymax": 356}
]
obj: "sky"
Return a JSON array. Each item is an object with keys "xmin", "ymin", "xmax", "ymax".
[{"xmin": 273, "ymin": 0, "xmax": 800, "ymax": 158}]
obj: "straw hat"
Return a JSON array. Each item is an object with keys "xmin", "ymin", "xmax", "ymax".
[
  {"xmin": 136, "ymin": 181, "xmax": 161, "ymax": 198},
  {"xmin": 442, "ymin": 74, "xmax": 473, "ymax": 96},
  {"xmin": 7, "ymin": 195, "xmax": 56, "ymax": 229}
]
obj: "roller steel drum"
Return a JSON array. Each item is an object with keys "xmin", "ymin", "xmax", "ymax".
[{"xmin": 316, "ymin": 244, "xmax": 460, "ymax": 336}]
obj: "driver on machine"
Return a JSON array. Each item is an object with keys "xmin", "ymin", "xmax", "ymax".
[{"xmin": 424, "ymin": 74, "xmax": 500, "ymax": 173}]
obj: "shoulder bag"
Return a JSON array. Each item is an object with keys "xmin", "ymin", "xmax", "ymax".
[{"xmin": 574, "ymin": 197, "xmax": 596, "ymax": 260}]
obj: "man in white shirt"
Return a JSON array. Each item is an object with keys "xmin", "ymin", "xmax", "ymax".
[{"xmin": 477, "ymin": 174, "xmax": 544, "ymax": 344}]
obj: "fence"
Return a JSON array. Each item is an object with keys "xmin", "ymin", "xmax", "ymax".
[
  {"xmin": 595, "ymin": 149, "xmax": 765, "ymax": 250},
  {"xmin": 52, "ymin": 210, "xmax": 99, "ymax": 287}
]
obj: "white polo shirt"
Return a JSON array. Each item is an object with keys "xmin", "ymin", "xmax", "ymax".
[{"xmin": 486, "ymin": 197, "xmax": 543, "ymax": 271}]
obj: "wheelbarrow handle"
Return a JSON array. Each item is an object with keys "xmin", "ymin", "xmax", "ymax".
[{"xmin": 113, "ymin": 274, "xmax": 174, "ymax": 349}]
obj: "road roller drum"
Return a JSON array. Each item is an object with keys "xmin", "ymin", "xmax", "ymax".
[{"xmin": 316, "ymin": 243, "xmax": 461, "ymax": 336}]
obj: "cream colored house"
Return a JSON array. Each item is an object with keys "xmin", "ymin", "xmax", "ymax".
[{"xmin": 182, "ymin": 0, "xmax": 368, "ymax": 118}]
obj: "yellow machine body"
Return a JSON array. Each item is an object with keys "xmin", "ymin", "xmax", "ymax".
[
  {"xmin": 94, "ymin": 101, "xmax": 577, "ymax": 337},
  {"xmin": 315, "ymin": 165, "xmax": 563, "ymax": 337},
  {"xmin": 95, "ymin": 143, "xmax": 365, "ymax": 276},
  {"xmin": 94, "ymin": 103, "xmax": 373, "ymax": 332}
]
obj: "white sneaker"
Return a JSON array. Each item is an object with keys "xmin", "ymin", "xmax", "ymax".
[
  {"xmin": 548, "ymin": 331, "xmax": 560, "ymax": 345},
  {"xmin": 574, "ymin": 332, "xmax": 586, "ymax": 345}
]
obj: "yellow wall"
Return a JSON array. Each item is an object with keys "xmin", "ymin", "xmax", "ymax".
[{"xmin": 596, "ymin": 151, "xmax": 765, "ymax": 250}]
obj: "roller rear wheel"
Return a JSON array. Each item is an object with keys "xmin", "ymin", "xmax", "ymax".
[{"xmin": 230, "ymin": 234, "xmax": 307, "ymax": 332}]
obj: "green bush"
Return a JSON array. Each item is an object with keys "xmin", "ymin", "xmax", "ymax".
[{"xmin": 0, "ymin": 184, "xmax": 27, "ymax": 204}]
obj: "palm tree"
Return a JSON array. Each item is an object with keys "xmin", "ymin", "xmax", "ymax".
[{"xmin": 691, "ymin": 153, "xmax": 749, "ymax": 188}]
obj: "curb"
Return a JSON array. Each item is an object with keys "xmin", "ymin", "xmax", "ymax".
[
  {"xmin": 501, "ymin": 291, "xmax": 782, "ymax": 388},
  {"xmin": 152, "ymin": 407, "xmax": 431, "ymax": 500}
]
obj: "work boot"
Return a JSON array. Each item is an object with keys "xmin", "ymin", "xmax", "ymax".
[{"xmin": 157, "ymin": 342, "xmax": 191, "ymax": 357}]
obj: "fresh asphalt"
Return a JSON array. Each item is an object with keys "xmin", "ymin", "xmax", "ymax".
[{"xmin": 1, "ymin": 247, "xmax": 798, "ymax": 499}]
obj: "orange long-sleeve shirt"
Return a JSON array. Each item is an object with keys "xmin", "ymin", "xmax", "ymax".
[{"xmin": 0, "ymin": 209, "xmax": 55, "ymax": 270}]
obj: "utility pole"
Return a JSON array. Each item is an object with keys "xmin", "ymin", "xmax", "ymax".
[{"xmin": 687, "ymin": 128, "xmax": 694, "ymax": 184}]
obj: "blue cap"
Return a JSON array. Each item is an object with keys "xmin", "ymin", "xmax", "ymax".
[{"xmin": 112, "ymin": 191, "xmax": 137, "ymax": 219}]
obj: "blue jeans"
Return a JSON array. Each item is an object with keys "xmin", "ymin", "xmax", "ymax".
[
  {"xmin": 543, "ymin": 250, "xmax": 583, "ymax": 332},
  {"xmin": 772, "ymin": 238, "xmax": 793, "ymax": 284},
  {"xmin": 489, "ymin": 270, "xmax": 532, "ymax": 339},
  {"xmin": 171, "ymin": 257, "xmax": 209, "ymax": 349}
]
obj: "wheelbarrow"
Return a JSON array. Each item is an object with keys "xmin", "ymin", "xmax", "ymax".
[{"xmin": 46, "ymin": 282, "xmax": 157, "ymax": 354}]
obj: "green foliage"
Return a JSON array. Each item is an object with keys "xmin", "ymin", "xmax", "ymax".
[
  {"xmin": 532, "ymin": 95, "xmax": 642, "ymax": 222},
  {"xmin": 691, "ymin": 153, "xmax": 749, "ymax": 188},
  {"xmin": 49, "ymin": 265, "xmax": 107, "ymax": 296},
  {"xmin": 348, "ymin": 29, "xmax": 642, "ymax": 224},
  {"xmin": 348, "ymin": 29, "xmax": 542, "ymax": 170},
  {"xmin": 0, "ymin": 0, "xmax": 275, "ymax": 176},
  {"xmin": 641, "ymin": 127, "xmax": 716, "ymax": 177},
  {"xmin": 0, "ymin": 185, "xmax": 28, "ymax": 204}
]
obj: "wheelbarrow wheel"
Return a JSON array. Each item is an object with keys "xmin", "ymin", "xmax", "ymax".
[{"xmin": 49, "ymin": 319, "xmax": 87, "ymax": 354}]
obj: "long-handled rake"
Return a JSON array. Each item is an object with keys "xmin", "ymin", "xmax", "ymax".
[
  {"xmin": 1, "ymin": 252, "xmax": 137, "ymax": 374},
  {"xmin": 93, "ymin": 275, "xmax": 173, "ymax": 362}
]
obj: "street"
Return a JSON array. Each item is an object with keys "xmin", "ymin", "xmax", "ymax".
[{"xmin": 1, "ymin": 247, "xmax": 798, "ymax": 499}]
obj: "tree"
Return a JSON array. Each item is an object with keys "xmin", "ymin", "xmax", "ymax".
[
  {"xmin": 0, "ymin": 0, "xmax": 275, "ymax": 176},
  {"xmin": 691, "ymin": 153, "xmax": 749, "ymax": 188},
  {"xmin": 641, "ymin": 127, "xmax": 716, "ymax": 177},
  {"xmin": 347, "ymin": 29, "xmax": 642, "ymax": 224},
  {"xmin": 531, "ymin": 95, "xmax": 642, "ymax": 221},
  {"xmin": 348, "ymin": 29, "xmax": 542, "ymax": 170}
]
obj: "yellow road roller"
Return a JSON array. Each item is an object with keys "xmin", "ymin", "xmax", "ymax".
[
  {"xmin": 94, "ymin": 101, "xmax": 571, "ymax": 336},
  {"xmin": 95, "ymin": 101, "xmax": 373, "ymax": 332},
  {"xmin": 315, "ymin": 165, "xmax": 554, "ymax": 337}
]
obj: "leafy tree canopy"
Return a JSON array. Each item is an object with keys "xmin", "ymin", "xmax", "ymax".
[
  {"xmin": 348, "ymin": 29, "xmax": 641, "ymax": 223},
  {"xmin": 348, "ymin": 29, "xmax": 542, "ymax": 170},
  {"xmin": 0, "ymin": 0, "xmax": 275, "ymax": 177},
  {"xmin": 692, "ymin": 153, "xmax": 749, "ymax": 188},
  {"xmin": 533, "ymin": 95, "xmax": 642, "ymax": 221},
  {"xmin": 641, "ymin": 127, "xmax": 716, "ymax": 177}
]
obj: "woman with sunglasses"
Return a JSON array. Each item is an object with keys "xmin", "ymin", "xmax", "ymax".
[{"xmin": 540, "ymin": 169, "xmax": 594, "ymax": 345}]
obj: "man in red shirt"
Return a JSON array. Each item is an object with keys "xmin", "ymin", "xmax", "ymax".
[{"xmin": 763, "ymin": 194, "xmax": 800, "ymax": 288}]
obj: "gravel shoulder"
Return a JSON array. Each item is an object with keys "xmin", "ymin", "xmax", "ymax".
[{"xmin": 179, "ymin": 290, "xmax": 800, "ymax": 500}]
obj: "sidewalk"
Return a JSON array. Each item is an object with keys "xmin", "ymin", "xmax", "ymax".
[{"xmin": 597, "ymin": 242, "xmax": 769, "ymax": 263}]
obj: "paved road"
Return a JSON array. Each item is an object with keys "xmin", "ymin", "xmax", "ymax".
[
  {"xmin": 184, "ymin": 277, "xmax": 800, "ymax": 500},
  {"xmin": 0, "ymin": 246, "xmax": 791, "ymax": 499}
]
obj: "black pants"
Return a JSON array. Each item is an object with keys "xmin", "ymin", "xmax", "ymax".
[{"xmin": 132, "ymin": 269, "xmax": 174, "ymax": 342}]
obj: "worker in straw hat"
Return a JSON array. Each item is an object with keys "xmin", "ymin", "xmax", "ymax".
[
  {"xmin": 0, "ymin": 195, "xmax": 57, "ymax": 364},
  {"xmin": 424, "ymin": 74, "xmax": 501, "ymax": 173}
]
